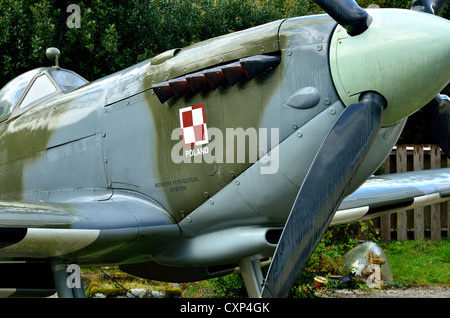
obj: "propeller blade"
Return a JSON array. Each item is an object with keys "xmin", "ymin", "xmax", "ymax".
[
  {"xmin": 411, "ymin": 0, "xmax": 449, "ymax": 15},
  {"xmin": 260, "ymin": 92, "xmax": 386, "ymax": 298},
  {"xmin": 428, "ymin": 94, "xmax": 450, "ymax": 157},
  {"xmin": 314, "ymin": 0, "xmax": 372, "ymax": 36}
]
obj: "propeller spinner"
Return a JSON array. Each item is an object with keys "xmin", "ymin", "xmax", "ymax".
[{"xmin": 261, "ymin": 0, "xmax": 450, "ymax": 297}]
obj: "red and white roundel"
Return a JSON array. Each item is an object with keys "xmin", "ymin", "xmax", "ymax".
[{"xmin": 179, "ymin": 104, "xmax": 209, "ymax": 148}]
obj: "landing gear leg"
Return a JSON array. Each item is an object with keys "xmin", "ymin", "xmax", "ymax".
[
  {"xmin": 51, "ymin": 260, "xmax": 85, "ymax": 298},
  {"xmin": 239, "ymin": 259, "xmax": 264, "ymax": 298}
]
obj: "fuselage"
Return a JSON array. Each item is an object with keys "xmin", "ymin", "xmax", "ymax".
[
  {"xmin": 0, "ymin": 14, "xmax": 403, "ymax": 230},
  {"xmin": 1, "ymin": 9, "xmax": 449, "ymax": 267}
]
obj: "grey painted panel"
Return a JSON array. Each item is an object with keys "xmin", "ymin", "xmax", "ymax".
[
  {"xmin": 102, "ymin": 91, "xmax": 170, "ymax": 210},
  {"xmin": 23, "ymin": 135, "xmax": 107, "ymax": 195}
]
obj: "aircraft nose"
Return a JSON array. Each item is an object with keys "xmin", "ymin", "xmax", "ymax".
[{"xmin": 329, "ymin": 9, "xmax": 450, "ymax": 126}]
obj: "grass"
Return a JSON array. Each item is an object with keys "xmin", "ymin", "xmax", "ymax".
[
  {"xmin": 82, "ymin": 238, "xmax": 449, "ymax": 298},
  {"xmin": 380, "ymin": 238, "xmax": 450, "ymax": 287}
]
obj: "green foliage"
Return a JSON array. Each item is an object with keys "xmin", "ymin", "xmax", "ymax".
[
  {"xmin": 207, "ymin": 220, "xmax": 380, "ymax": 298},
  {"xmin": 380, "ymin": 238, "xmax": 450, "ymax": 286},
  {"xmin": 207, "ymin": 233, "xmax": 449, "ymax": 298},
  {"xmin": 206, "ymin": 271, "xmax": 248, "ymax": 298},
  {"xmin": 287, "ymin": 220, "xmax": 380, "ymax": 297},
  {"xmin": 1, "ymin": 0, "xmax": 446, "ymax": 143},
  {"xmin": 3, "ymin": 0, "xmax": 442, "ymax": 88},
  {"xmin": 0, "ymin": 0, "xmax": 288, "ymax": 86}
]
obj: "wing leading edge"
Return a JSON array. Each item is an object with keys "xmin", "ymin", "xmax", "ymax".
[
  {"xmin": 333, "ymin": 168, "xmax": 450, "ymax": 225},
  {"xmin": 1, "ymin": 169, "xmax": 449, "ymax": 266},
  {"xmin": 0, "ymin": 193, "xmax": 180, "ymax": 262}
]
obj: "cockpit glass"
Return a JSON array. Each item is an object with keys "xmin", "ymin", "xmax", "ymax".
[
  {"xmin": 20, "ymin": 74, "xmax": 57, "ymax": 109},
  {"xmin": 0, "ymin": 68, "xmax": 89, "ymax": 121},
  {"xmin": 49, "ymin": 69, "xmax": 88, "ymax": 92},
  {"xmin": 0, "ymin": 69, "xmax": 39, "ymax": 118}
]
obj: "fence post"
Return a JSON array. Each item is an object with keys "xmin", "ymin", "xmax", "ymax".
[
  {"xmin": 448, "ymin": 160, "xmax": 450, "ymax": 237},
  {"xmin": 413, "ymin": 145, "xmax": 425, "ymax": 240},
  {"xmin": 378, "ymin": 145, "xmax": 448, "ymax": 241},
  {"xmin": 430, "ymin": 145, "xmax": 442, "ymax": 240},
  {"xmin": 396, "ymin": 145, "xmax": 408, "ymax": 241},
  {"xmin": 380, "ymin": 214, "xmax": 391, "ymax": 242},
  {"xmin": 381, "ymin": 150, "xmax": 392, "ymax": 242},
  {"xmin": 448, "ymin": 157, "xmax": 450, "ymax": 238}
]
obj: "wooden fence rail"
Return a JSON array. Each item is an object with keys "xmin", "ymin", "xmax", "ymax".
[{"xmin": 373, "ymin": 145, "xmax": 450, "ymax": 241}]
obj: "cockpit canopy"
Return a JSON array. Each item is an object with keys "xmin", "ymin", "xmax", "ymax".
[{"xmin": 0, "ymin": 67, "xmax": 88, "ymax": 120}]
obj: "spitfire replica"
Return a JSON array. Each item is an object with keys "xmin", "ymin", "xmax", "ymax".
[{"xmin": 1, "ymin": 0, "xmax": 450, "ymax": 298}]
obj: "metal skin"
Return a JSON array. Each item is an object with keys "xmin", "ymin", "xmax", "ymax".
[
  {"xmin": 330, "ymin": 8, "xmax": 450, "ymax": 126},
  {"xmin": 1, "ymin": 2, "xmax": 450, "ymax": 298}
]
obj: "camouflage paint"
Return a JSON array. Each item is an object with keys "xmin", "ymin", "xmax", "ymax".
[
  {"xmin": 0, "ymin": 67, "xmax": 110, "ymax": 202},
  {"xmin": 0, "ymin": 15, "xmax": 339, "ymax": 231},
  {"xmin": 142, "ymin": 16, "xmax": 342, "ymax": 222},
  {"xmin": 145, "ymin": 21, "xmax": 283, "ymax": 221},
  {"xmin": 0, "ymin": 76, "xmax": 62, "ymax": 199}
]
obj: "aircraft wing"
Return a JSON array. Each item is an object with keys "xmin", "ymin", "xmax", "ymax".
[
  {"xmin": 333, "ymin": 168, "xmax": 450, "ymax": 225},
  {"xmin": 0, "ymin": 194, "xmax": 180, "ymax": 260},
  {"xmin": 2, "ymin": 168, "xmax": 449, "ymax": 260}
]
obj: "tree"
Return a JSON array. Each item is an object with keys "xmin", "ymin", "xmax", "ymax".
[
  {"xmin": 0, "ymin": 0, "xmax": 448, "ymax": 143},
  {"xmin": 0, "ymin": 0, "xmax": 286, "ymax": 85}
]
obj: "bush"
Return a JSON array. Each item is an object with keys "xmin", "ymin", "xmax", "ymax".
[
  {"xmin": 207, "ymin": 220, "xmax": 380, "ymax": 298},
  {"xmin": 0, "ymin": 0, "xmax": 287, "ymax": 86},
  {"xmin": 3, "ymin": 0, "xmax": 448, "ymax": 86},
  {"xmin": 206, "ymin": 271, "xmax": 248, "ymax": 298},
  {"xmin": 2, "ymin": 0, "xmax": 446, "ymax": 143}
]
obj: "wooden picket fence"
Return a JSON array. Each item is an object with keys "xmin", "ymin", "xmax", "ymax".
[{"xmin": 372, "ymin": 145, "xmax": 450, "ymax": 241}]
